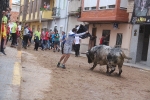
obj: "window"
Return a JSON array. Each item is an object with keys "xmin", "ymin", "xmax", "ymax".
[
  {"xmin": 115, "ymin": 33, "xmax": 123, "ymax": 48},
  {"xmin": 99, "ymin": 0, "xmax": 116, "ymax": 10},
  {"xmin": 91, "ymin": 7, "xmax": 96, "ymax": 10},
  {"xmin": 108, "ymin": 5, "xmax": 115, "ymax": 9},
  {"xmin": 84, "ymin": 7, "xmax": 90, "ymax": 11},
  {"xmin": 99, "ymin": 6, "xmax": 106, "ymax": 10},
  {"xmin": 102, "ymin": 30, "xmax": 110, "ymax": 46},
  {"xmin": 60, "ymin": 27, "xmax": 63, "ymax": 33},
  {"xmin": 20, "ymin": 5, "xmax": 23, "ymax": 15}
]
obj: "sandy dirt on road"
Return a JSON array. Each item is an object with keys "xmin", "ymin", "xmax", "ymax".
[{"xmin": 22, "ymin": 46, "xmax": 150, "ymax": 100}]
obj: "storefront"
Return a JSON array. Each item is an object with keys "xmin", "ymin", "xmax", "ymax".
[{"xmin": 130, "ymin": 0, "xmax": 150, "ymax": 66}]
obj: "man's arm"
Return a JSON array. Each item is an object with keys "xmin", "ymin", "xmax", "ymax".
[{"xmin": 75, "ymin": 32, "xmax": 86, "ymax": 36}]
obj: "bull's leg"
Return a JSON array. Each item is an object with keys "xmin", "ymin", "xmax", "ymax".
[
  {"xmin": 106, "ymin": 65, "xmax": 109, "ymax": 73},
  {"xmin": 118, "ymin": 65, "xmax": 123, "ymax": 76},
  {"xmin": 90, "ymin": 63, "xmax": 97, "ymax": 70},
  {"xmin": 108, "ymin": 66, "xmax": 116, "ymax": 75}
]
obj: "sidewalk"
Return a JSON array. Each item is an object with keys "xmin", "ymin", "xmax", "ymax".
[
  {"xmin": 0, "ymin": 47, "xmax": 22, "ymax": 100},
  {"xmin": 72, "ymin": 52, "xmax": 150, "ymax": 71}
]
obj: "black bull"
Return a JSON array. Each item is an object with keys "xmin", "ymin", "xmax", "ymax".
[
  {"xmin": 76, "ymin": 24, "xmax": 92, "ymax": 39},
  {"xmin": 86, "ymin": 45, "xmax": 132, "ymax": 76}
]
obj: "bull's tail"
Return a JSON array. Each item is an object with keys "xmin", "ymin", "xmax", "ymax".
[{"xmin": 120, "ymin": 52, "xmax": 132, "ymax": 60}]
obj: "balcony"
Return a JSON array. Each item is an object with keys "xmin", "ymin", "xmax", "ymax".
[
  {"xmin": 78, "ymin": 8, "xmax": 129, "ymax": 22},
  {"xmin": 78, "ymin": 0, "xmax": 129, "ymax": 23},
  {"xmin": 52, "ymin": 7, "xmax": 60, "ymax": 18},
  {"xmin": 42, "ymin": 11, "xmax": 53, "ymax": 20}
]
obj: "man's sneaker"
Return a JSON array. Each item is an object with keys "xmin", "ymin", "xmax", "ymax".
[
  {"xmin": 57, "ymin": 62, "xmax": 60, "ymax": 67},
  {"xmin": 61, "ymin": 64, "xmax": 66, "ymax": 69}
]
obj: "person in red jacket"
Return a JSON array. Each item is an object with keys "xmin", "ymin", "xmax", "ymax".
[
  {"xmin": 99, "ymin": 34, "xmax": 108, "ymax": 45},
  {"xmin": 45, "ymin": 29, "xmax": 50, "ymax": 49}
]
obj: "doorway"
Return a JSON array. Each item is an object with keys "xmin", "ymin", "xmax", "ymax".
[
  {"xmin": 141, "ymin": 25, "xmax": 150, "ymax": 61},
  {"xmin": 88, "ymin": 27, "xmax": 97, "ymax": 50}
]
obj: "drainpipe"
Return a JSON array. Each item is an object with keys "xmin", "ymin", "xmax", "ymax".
[{"xmin": 65, "ymin": 0, "xmax": 70, "ymax": 36}]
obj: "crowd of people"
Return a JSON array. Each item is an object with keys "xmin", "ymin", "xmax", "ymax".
[
  {"xmin": 0, "ymin": 7, "xmax": 14, "ymax": 55},
  {"xmin": 1, "ymin": 10, "xmax": 87, "ymax": 69}
]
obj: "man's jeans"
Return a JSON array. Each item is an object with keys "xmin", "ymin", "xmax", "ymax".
[
  {"xmin": 47, "ymin": 40, "xmax": 50, "ymax": 49},
  {"xmin": 42, "ymin": 40, "xmax": 47, "ymax": 50}
]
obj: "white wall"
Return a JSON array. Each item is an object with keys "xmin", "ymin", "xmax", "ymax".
[
  {"xmin": 11, "ymin": 4, "xmax": 20, "ymax": 12},
  {"xmin": 68, "ymin": 0, "xmax": 81, "ymax": 12}
]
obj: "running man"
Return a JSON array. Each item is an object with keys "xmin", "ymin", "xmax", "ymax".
[{"xmin": 57, "ymin": 26, "xmax": 88, "ymax": 69}]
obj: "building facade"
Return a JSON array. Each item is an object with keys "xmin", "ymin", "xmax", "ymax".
[
  {"xmin": 11, "ymin": 3, "xmax": 20, "ymax": 22},
  {"xmin": 78, "ymin": 0, "xmax": 131, "ymax": 55},
  {"xmin": 19, "ymin": 0, "xmax": 55, "ymax": 32},
  {"xmin": 128, "ymin": 0, "xmax": 150, "ymax": 67}
]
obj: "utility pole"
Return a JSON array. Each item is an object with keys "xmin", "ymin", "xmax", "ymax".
[{"xmin": 17, "ymin": 0, "xmax": 28, "ymax": 50}]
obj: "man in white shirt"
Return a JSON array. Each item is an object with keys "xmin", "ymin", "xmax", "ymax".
[{"xmin": 74, "ymin": 36, "xmax": 81, "ymax": 57}]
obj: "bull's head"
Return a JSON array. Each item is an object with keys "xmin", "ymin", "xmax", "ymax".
[
  {"xmin": 86, "ymin": 50, "xmax": 93, "ymax": 63},
  {"xmin": 76, "ymin": 24, "xmax": 92, "ymax": 39}
]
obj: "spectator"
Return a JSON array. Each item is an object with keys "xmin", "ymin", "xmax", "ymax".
[
  {"xmin": 88, "ymin": 35, "xmax": 97, "ymax": 50},
  {"xmin": 45, "ymin": 29, "xmax": 50, "ymax": 50},
  {"xmin": 99, "ymin": 34, "xmax": 109, "ymax": 45},
  {"xmin": 11, "ymin": 21, "xmax": 18, "ymax": 47},
  {"xmin": 53, "ymin": 30, "xmax": 60, "ymax": 52},
  {"xmin": 41, "ymin": 29, "xmax": 46, "ymax": 50},
  {"xmin": 1, "ymin": 11, "xmax": 8, "ymax": 55},
  {"xmin": 61, "ymin": 31, "xmax": 66, "ymax": 54},
  {"xmin": 34, "ymin": 28, "xmax": 41, "ymax": 51},
  {"xmin": 23, "ymin": 23, "xmax": 30, "ymax": 49},
  {"xmin": 74, "ymin": 36, "xmax": 81, "ymax": 57},
  {"xmin": 51, "ymin": 31, "xmax": 55, "ymax": 49}
]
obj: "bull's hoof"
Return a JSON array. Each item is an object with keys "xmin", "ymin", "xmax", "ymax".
[
  {"xmin": 90, "ymin": 68, "xmax": 94, "ymax": 70},
  {"xmin": 117, "ymin": 74, "xmax": 121, "ymax": 77}
]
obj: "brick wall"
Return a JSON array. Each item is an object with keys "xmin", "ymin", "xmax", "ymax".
[{"xmin": 10, "ymin": 11, "xmax": 19, "ymax": 22}]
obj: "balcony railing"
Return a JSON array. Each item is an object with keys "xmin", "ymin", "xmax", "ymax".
[{"xmin": 52, "ymin": 7, "xmax": 60, "ymax": 18}]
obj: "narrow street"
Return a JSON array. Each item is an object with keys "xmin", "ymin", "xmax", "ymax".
[{"xmin": 20, "ymin": 46, "xmax": 150, "ymax": 100}]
